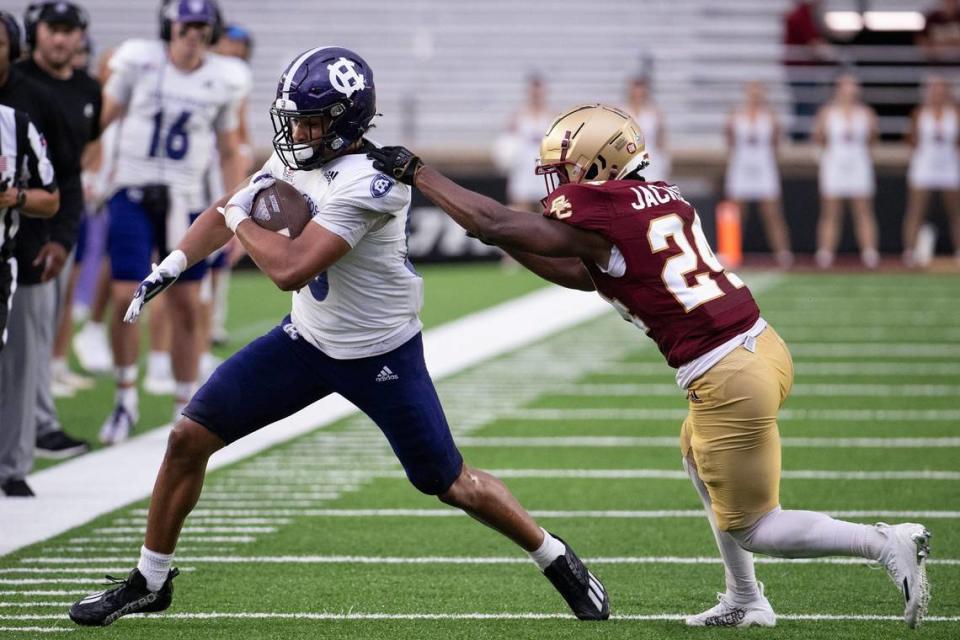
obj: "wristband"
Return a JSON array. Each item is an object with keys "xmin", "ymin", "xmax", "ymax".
[
  {"xmin": 219, "ymin": 205, "xmax": 250, "ymax": 233},
  {"xmin": 158, "ymin": 249, "xmax": 188, "ymax": 278}
]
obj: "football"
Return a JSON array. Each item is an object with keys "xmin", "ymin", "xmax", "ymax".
[{"xmin": 250, "ymin": 179, "xmax": 313, "ymax": 238}]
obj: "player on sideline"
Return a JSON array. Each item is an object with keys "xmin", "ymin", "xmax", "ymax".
[
  {"xmin": 68, "ymin": 47, "xmax": 609, "ymax": 626},
  {"xmin": 366, "ymin": 104, "xmax": 933, "ymax": 628},
  {"xmin": 96, "ymin": 0, "xmax": 250, "ymax": 443}
]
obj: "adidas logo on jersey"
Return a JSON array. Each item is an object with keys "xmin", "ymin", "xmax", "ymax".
[
  {"xmin": 375, "ymin": 366, "xmax": 399, "ymax": 382},
  {"xmin": 324, "ymin": 170, "xmax": 339, "ymax": 183}
]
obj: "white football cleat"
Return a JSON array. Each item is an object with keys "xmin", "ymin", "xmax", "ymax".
[
  {"xmin": 143, "ymin": 374, "xmax": 176, "ymax": 395},
  {"xmin": 99, "ymin": 404, "xmax": 138, "ymax": 445},
  {"xmin": 73, "ymin": 322, "xmax": 113, "ymax": 374},
  {"xmin": 876, "ymin": 522, "xmax": 932, "ymax": 628},
  {"xmin": 685, "ymin": 582, "xmax": 776, "ymax": 628}
]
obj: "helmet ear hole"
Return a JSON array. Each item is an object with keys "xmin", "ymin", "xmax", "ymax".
[{"xmin": 584, "ymin": 163, "xmax": 599, "ymax": 180}]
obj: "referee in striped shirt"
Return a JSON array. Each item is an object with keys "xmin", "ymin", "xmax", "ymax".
[
  {"xmin": 0, "ymin": 49, "xmax": 60, "ymax": 497},
  {"xmin": 0, "ymin": 102, "xmax": 60, "ymax": 345}
]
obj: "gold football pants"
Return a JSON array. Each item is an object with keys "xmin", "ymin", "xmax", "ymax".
[{"xmin": 680, "ymin": 327, "xmax": 794, "ymax": 531}]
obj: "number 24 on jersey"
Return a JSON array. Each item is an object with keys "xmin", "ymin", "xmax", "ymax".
[{"xmin": 648, "ymin": 213, "xmax": 744, "ymax": 312}]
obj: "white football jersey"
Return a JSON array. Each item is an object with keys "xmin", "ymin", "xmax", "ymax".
[
  {"xmin": 260, "ymin": 151, "xmax": 424, "ymax": 359},
  {"xmin": 105, "ymin": 39, "xmax": 252, "ymax": 210}
]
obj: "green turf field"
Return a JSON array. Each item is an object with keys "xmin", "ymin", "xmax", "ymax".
[
  {"xmin": 35, "ymin": 263, "xmax": 547, "ymax": 473},
  {"xmin": 3, "ymin": 270, "xmax": 959, "ymax": 638}
]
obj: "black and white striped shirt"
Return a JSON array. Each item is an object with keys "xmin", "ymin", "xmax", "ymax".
[{"xmin": 0, "ymin": 103, "xmax": 57, "ymax": 260}]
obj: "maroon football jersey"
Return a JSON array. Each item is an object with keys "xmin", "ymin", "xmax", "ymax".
[{"xmin": 543, "ymin": 180, "xmax": 760, "ymax": 367}]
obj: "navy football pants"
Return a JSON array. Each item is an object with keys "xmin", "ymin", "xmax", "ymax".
[{"xmin": 184, "ymin": 318, "xmax": 463, "ymax": 495}]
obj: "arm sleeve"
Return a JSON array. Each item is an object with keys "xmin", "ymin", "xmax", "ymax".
[{"xmin": 311, "ymin": 171, "xmax": 411, "ymax": 248}]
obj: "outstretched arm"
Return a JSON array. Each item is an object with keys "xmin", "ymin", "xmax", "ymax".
[
  {"xmin": 420, "ymin": 166, "xmax": 596, "ymax": 289},
  {"xmin": 502, "ymin": 247, "xmax": 595, "ymax": 291},
  {"xmin": 367, "ymin": 147, "xmax": 607, "ymax": 291},
  {"xmin": 415, "ymin": 165, "xmax": 605, "ymax": 259},
  {"xmin": 123, "ymin": 176, "xmax": 252, "ymax": 323}
]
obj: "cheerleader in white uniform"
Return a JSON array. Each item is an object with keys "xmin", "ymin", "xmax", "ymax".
[
  {"xmin": 813, "ymin": 75, "xmax": 880, "ymax": 268},
  {"xmin": 724, "ymin": 81, "xmax": 793, "ymax": 268},
  {"xmin": 624, "ymin": 76, "xmax": 670, "ymax": 183},
  {"xmin": 903, "ymin": 76, "xmax": 960, "ymax": 266},
  {"xmin": 496, "ymin": 75, "xmax": 553, "ymax": 212}
]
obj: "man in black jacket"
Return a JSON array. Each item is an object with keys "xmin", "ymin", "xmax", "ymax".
[
  {"xmin": 17, "ymin": 1, "xmax": 100, "ymax": 459},
  {"xmin": 0, "ymin": 9, "xmax": 84, "ymax": 492},
  {"xmin": 0, "ymin": 11, "xmax": 61, "ymax": 497}
]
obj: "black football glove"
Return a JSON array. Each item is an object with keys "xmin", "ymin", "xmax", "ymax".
[{"xmin": 367, "ymin": 146, "xmax": 423, "ymax": 186}]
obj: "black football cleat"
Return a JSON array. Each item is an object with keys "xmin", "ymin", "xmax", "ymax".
[
  {"xmin": 68, "ymin": 568, "xmax": 179, "ymax": 626},
  {"xmin": 542, "ymin": 534, "xmax": 610, "ymax": 620}
]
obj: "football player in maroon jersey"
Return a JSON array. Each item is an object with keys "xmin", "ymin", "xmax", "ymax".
[{"xmin": 368, "ymin": 105, "xmax": 932, "ymax": 628}]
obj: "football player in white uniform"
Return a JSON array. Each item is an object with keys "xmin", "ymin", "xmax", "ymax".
[
  {"xmin": 97, "ymin": 0, "xmax": 250, "ymax": 443},
  {"xmin": 68, "ymin": 47, "xmax": 609, "ymax": 627}
]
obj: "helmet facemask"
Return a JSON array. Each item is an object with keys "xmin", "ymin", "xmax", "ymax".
[{"xmin": 270, "ymin": 98, "xmax": 353, "ymax": 170}]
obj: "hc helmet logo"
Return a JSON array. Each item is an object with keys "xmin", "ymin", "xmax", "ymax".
[{"xmin": 327, "ymin": 58, "xmax": 365, "ymax": 98}]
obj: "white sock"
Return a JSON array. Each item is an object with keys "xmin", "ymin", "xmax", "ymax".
[
  {"xmin": 733, "ymin": 507, "xmax": 886, "ymax": 560},
  {"xmin": 115, "ymin": 385, "xmax": 138, "ymax": 414},
  {"xmin": 528, "ymin": 528, "xmax": 565, "ymax": 571},
  {"xmin": 148, "ymin": 351, "xmax": 171, "ymax": 378},
  {"xmin": 684, "ymin": 457, "xmax": 760, "ymax": 604},
  {"xmin": 174, "ymin": 380, "xmax": 196, "ymax": 404},
  {"xmin": 137, "ymin": 545, "xmax": 173, "ymax": 592},
  {"xmin": 115, "ymin": 365, "xmax": 138, "ymax": 386}
]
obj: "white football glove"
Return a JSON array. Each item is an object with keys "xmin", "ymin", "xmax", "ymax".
[
  {"xmin": 218, "ymin": 171, "xmax": 276, "ymax": 232},
  {"xmin": 123, "ymin": 250, "xmax": 188, "ymax": 323}
]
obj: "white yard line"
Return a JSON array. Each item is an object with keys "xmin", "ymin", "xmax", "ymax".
[
  {"xmin": 0, "ymin": 627, "xmax": 72, "ymax": 633},
  {"xmin": 483, "ymin": 469, "xmax": 960, "ymax": 480},
  {"xmin": 786, "ymin": 343, "xmax": 960, "ymax": 357},
  {"xmin": 91, "ymin": 526, "xmax": 276, "ymax": 534},
  {"xmin": 16, "ymin": 555, "xmax": 960, "ymax": 567},
  {"xmin": 604, "ymin": 361, "xmax": 960, "ymax": 376},
  {"xmin": 0, "ymin": 591, "xmax": 88, "ymax": 596},
  {"xmin": 45, "ymin": 546, "xmax": 223, "ymax": 554},
  {"xmin": 134, "ymin": 508, "xmax": 960, "ymax": 519},
  {"xmin": 505, "ymin": 408, "xmax": 960, "ymax": 421},
  {"xmin": 0, "ymin": 579, "xmax": 116, "ymax": 586},
  {"xmin": 0, "ymin": 568, "xmax": 156, "ymax": 574},
  {"xmin": 67, "ymin": 536, "xmax": 255, "ymax": 544},
  {"xmin": 539, "ymin": 383, "xmax": 960, "ymax": 397},
  {"xmin": 0, "ymin": 286, "xmax": 611, "ymax": 556},
  {"xmin": 456, "ymin": 436, "xmax": 960, "ymax": 448},
  {"xmin": 153, "ymin": 467, "xmax": 959, "ymax": 481},
  {"xmin": 0, "ymin": 612, "xmax": 958, "ymax": 623},
  {"xmin": 778, "ymin": 327, "xmax": 960, "ymax": 340}
]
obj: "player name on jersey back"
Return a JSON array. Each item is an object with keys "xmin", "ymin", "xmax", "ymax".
[{"xmin": 544, "ymin": 179, "xmax": 760, "ymax": 368}]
